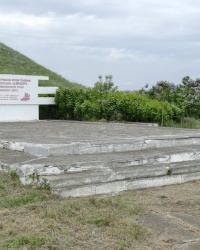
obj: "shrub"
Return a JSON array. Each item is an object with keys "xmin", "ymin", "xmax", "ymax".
[{"xmin": 54, "ymin": 87, "xmax": 179, "ymax": 125}]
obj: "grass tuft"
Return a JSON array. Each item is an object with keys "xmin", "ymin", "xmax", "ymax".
[
  {"xmin": 0, "ymin": 191, "xmax": 47, "ymax": 208},
  {"xmin": 86, "ymin": 214, "xmax": 112, "ymax": 227},
  {"xmin": 165, "ymin": 117, "xmax": 200, "ymax": 129},
  {"xmin": 127, "ymin": 221, "xmax": 151, "ymax": 240},
  {"xmin": 8, "ymin": 170, "xmax": 19, "ymax": 181}
]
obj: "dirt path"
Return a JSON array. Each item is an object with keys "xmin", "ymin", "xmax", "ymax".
[{"xmin": 133, "ymin": 181, "xmax": 200, "ymax": 249}]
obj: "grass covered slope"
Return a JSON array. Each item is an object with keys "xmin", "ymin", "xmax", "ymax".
[{"xmin": 0, "ymin": 42, "xmax": 85, "ymax": 89}]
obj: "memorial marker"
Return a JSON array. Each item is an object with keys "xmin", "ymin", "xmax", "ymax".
[{"xmin": 0, "ymin": 74, "xmax": 58, "ymax": 121}]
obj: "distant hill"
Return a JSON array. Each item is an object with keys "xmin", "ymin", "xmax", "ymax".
[{"xmin": 0, "ymin": 42, "xmax": 86, "ymax": 89}]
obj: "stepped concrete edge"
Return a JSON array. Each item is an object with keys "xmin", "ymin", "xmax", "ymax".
[
  {"xmin": 1, "ymin": 121, "xmax": 200, "ymax": 197},
  {"xmin": 1, "ymin": 136, "xmax": 200, "ymax": 157}
]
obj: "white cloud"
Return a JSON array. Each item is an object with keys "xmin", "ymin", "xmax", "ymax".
[{"xmin": 0, "ymin": 13, "xmax": 50, "ymax": 26}]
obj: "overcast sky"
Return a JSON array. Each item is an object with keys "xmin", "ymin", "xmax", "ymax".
[{"xmin": 1, "ymin": 0, "xmax": 200, "ymax": 90}]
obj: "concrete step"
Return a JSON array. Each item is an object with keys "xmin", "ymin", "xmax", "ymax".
[
  {"xmin": 2, "ymin": 121, "xmax": 200, "ymax": 198},
  {"xmin": 8, "ymin": 146, "xmax": 200, "ymax": 197},
  {"xmin": 4, "ymin": 142, "xmax": 200, "ymax": 198},
  {"xmin": 2, "ymin": 135, "xmax": 200, "ymax": 157},
  {"xmin": 15, "ymin": 145, "xmax": 200, "ymax": 170},
  {"xmin": 53, "ymin": 172, "xmax": 200, "ymax": 198},
  {"xmin": 43, "ymin": 160, "xmax": 200, "ymax": 189}
]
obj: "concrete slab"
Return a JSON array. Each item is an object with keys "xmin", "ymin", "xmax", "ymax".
[
  {"xmin": 0, "ymin": 148, "xmax": 36, "ymax": 165},
  {"xmin": 0, "ymin": 120, "xmax": 200, "ymax": 144},
  {"xmin": 1, "ymin": 121, "xmax": 200, "ymax": 193},
  {"xmin": 172, "ymin": 240, "xmax": 200, "ymax": 250},
  {"xmin": 1, "ymin": 121, "xmax": 200, "ymax": 157},
  {"xmin": 139, "ymin": 212, "xmax": 200, "ymax": 250},
  {"xmin": 139, "ymin": 212, "xmax": 200, "ymax": 241}
]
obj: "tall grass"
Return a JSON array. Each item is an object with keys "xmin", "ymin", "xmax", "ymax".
[{"xmin": 165, "ymin": 117, "xmax": 200, "ymax": 129}]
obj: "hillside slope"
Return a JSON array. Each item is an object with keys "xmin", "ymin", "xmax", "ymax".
[{"xmin": 0, "ymin": 42, "xmax": 85, "ymax": 89}]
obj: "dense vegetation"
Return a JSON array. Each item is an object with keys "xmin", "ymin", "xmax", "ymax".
[
  {"xmin": 142, "ymin": 76, "xmax": 200, "ymax": 126},
  {"xmin": 53, "ymin": 75, "xmax": 200, "ymax": 126}
]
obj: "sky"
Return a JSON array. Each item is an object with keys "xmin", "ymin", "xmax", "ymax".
[{"xmin": 0, "ymin": 0, "xmax": 200, "ymax": 90}]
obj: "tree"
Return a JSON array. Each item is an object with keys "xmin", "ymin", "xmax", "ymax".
[
  {"xmin": 92, "ymin": 75, "xmax": 118, "ymax": 95},
  {"xmin": 146, "ymin": 81, "xmax": 176, "ymax": 126},
  {"xmin": 181, "ymin": 76, "xmax": 200, "ymax": 118}
]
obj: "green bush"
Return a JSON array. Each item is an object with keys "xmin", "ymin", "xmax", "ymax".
[
  {"xmin": 54, "ymin": 88, "xmax": 179, "ymax": 125},
  {"xmin": 31, "ymin": 74, "xmax": 200, "ymax": 126}
]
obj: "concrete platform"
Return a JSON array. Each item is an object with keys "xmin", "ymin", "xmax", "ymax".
[
  {"xmin": 1, "ymin": 120, "xmax": 200, "ymax": 198},
  {"xmin": 1, "ymin": 120, "xmax": 200, "ymax": 145},
  {"xmin": 1, "ymin": 120, "xmax": 200, "ymax": 157}
]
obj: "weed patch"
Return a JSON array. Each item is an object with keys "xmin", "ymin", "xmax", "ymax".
[
  {"xmin": 13, "ymin": 234, "xmax": 51, "ymax": 247},
  {"xmin": 0, "ymin": 179, "xmax": 6, "ymax": 190},
  {"xmin": 39, "ymin": 178, "xmax": 51, "ymax": 190},
  {"xmin": 8, "ymin": 169, "xmax": 19, "ymax": 181},
  {"xmin": 127, "ymin": 221, "xmax": 151, "ymax": 240},
  {"xmin": 86, "ymin": 214, "xmax": 112, "ymax": 227},
  {"xmin": 1, "ymin": 233, "xmax": 55, "ymax": 249},
  {"xmin": 0, "ymin": 191, "xmax": 47, "ymax": 208}
]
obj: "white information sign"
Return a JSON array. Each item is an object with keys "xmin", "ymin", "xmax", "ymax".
[
  {"xmin": 0, "ymin": 74, "xmax": 48, "ymax": 104},
  {"xmin": 0, "ymin": 74, "xmax": 52, "ymax": 121}
]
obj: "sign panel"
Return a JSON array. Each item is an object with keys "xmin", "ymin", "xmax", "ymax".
[{"xmin": 0, "ymin": 74, "xmax": 48, "ymax": 104}]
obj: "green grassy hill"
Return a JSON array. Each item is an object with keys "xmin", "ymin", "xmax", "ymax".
[{"xmin": 0, "ymin": 42, "xmax": 85, "ymax": 89}]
